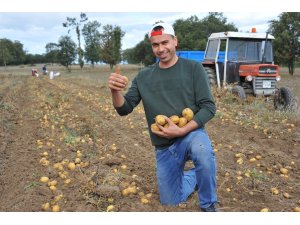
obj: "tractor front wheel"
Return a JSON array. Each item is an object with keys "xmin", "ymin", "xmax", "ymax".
[
  {"xmin": 274, "ymin": 87, "xmax": 294, "ymax": 110},
  {"xmin": 232, "ymin": 85, "xmax": 246, "ymax": 100}
]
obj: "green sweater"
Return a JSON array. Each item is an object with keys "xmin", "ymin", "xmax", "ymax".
[{"xmin": 115, "ymin": 58, "xmax": 216, "ymax": 147}]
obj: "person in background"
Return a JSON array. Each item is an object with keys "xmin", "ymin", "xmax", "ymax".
[
  {"xmin": 108, "ymin": 22, "xmax": 218, "ymax": 212},
  {"xmin": 42, "ymin": 65, "xmax": 48, "ymax": 75},
  {"xmin": 31, "ymin": 68, "xmax": 39, "ymax": 77}
]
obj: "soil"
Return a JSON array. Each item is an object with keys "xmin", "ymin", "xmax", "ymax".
[{"xmin": 0, "ymin": 66, "xmax": 299, "ymax": 212}]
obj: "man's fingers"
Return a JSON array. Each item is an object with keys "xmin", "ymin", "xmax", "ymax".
[
  {"xmin": 115, "ymin": 64, "xmax": 120, "ymax": 75},
  {"xmin": 163, "ymin": 116, "xmax": 173, "ymax": 125}
]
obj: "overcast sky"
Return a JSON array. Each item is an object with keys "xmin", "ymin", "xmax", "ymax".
[{"xmin": 0, "ymin": 0, "xmax": 294, "ymax": 54}]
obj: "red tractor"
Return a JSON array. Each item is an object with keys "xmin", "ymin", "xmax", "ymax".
[{"xmin": 202, "ymin": 28, "xmax": 294, "ymax": 110}]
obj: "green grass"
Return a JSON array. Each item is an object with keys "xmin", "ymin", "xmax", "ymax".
[
  {"xmin": 249, "ymin": 168, "xmax": 268, "ymax": 181},
  {"xmin": 63, "ymin": 127, "xmax": 78, "ymax": 146},
  {"xmin": 24, "ymin": 182, "xmax": 41, "ymax": 190},
  {"xmin": 0, "ymin": 102, "xmax": 15, "ymax": 111}
]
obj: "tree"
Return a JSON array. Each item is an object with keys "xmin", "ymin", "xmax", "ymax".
[
  {"xmin": 82, "ymin": 21, "xmax": 101, "ymax": 66},
  {"xmin": 123, "ymin": 34, "xmax": 154, "ymax": 66},
  {"xmin": 0, "ymin": 39, "xmax": 14, "ymax": 68},
  {"xmin": 24, "ymin": 53, "xmax": 47, "ymax": 65},
  {"xmin": 63, "ymin": 12, "xmax": 88, "ymax": 70},
  {"xmin": 12, "ymin": 41, "xmax": 26, "ymax": 65},
  {"xmin": 269, "ymin": 12, "xmax": 300, "ymax": 75},
  {"xmin": 45, "ymin": 42, "xmax": 59, "ymax": 65},
  {"xmin": 0, "ymin": 38, "xmax": 26, "ymax": 67},
  {"xmin": 57, "ymin": 36, "xmax": 77, "ymax": 71},
  {"xmin": 174, "ymin": 13, "xmax": 237, "ymax": 50},
  {"xmin": 99, "ymin": 24, "xmax": 125, "ymax": 69}
]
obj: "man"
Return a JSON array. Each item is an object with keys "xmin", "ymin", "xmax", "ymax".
[
  {"xmin": 42, "ymin": 65, "xmax": 48, "ymax": 75},
  {"xmin": 108, "ymin": 22, "xmax": 218, "ymax": 212}
]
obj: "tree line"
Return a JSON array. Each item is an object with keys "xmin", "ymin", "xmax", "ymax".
[
  {"xmin": 0, "ymin": 13, "xmax": 124, "ymax": 71},
  {"xmin": 0, "ymin": 12, "xmax": 299, "ymax": 74}
]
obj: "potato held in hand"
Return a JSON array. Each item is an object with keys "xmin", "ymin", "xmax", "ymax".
[
  {"xmin": 178, "ymin": 117, "xmax": 188, "ymax": 128},
  {"xmin": 155, "ymin": 115, "xmax": 166, "ymax": 126},
  {"xmin": 151, "ymin": 123, "xmax": 160, "ymax": 132},
  {"xmin": 182, "ymin": 108, "xmax": 194, "ymax": 121},
  {"xmin": 170, "ymin": 115, "xmax": 180, "ymax": 124}
]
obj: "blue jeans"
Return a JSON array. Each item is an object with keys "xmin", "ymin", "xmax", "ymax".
[{"xmin": 155, "ymin": 128, "xmax": 217, "ymax": 209}]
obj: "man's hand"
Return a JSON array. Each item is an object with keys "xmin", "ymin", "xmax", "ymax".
[
  {"xmin": 152, "ymin": 116, "xmax": 186, "ymax": 139},
  {"xmin": 108, "ymin": 64, "xmax": 126, "ymax": 108},
  {"xmin": 108, "ymin": 64, "xmax": 127, "ymax": 91},
  {"xmin": 152, "ymin": 116, "xmax": 199, "ymax": 139}
]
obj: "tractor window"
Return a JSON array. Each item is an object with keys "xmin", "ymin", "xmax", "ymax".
[
  {"xmin": 227, "ymin": 39, "xmax": 273, "ymax": 62},
  {"xmin": 262, "ymin": 41, "xmax": 273, "ymax": 62},
  {"xmin": 205, "ymin": 40, "xmax": 219, "ymax": 59}
]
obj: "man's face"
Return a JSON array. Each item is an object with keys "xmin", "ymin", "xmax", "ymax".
[{"xmin": 150, "ymin": 34, "xmax": 177, "ymax": 63}]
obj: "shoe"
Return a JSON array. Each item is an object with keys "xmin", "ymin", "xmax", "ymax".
[{"xmin": 201, "ymin": 203, "xmax": 218, "ymax": 212}]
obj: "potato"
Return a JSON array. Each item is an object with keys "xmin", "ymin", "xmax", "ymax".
[
  {"xmin": 235, "ymin": 153, "xmax": 243, "ymax": 158},
  {"xmin": 67, "ymin": 162, "xmax": 76, "ymax": 170},
  {"xmin": 283, "ymin": 192, "xmax": 290, "ymax": 198},
  {"xmin": 49, "ymin": 185, "xmax": 57, "ymax": 192},
  {"xmin": 48, "ymin": 180, "xmax": 58, "ymax": 187},
  {"xmin": 141, "ymin": 197, "xmax": 150, "ymax": 204},
  {"xmin": 121, "ymin": 165, "xmax": 127, "ymax": 170},
  {"xmin": 41, "ymin": 202, "xmax": 50, "ymax": 211},
  {"xmin": 155, "ymin": 115, "xmax": 166, "ymax": 126},
  {"xmin": 107, "ymin": 205, "xmax": 115, "ymax": 212},
  {"xmin": 151, "ymin": 123, "xmax": 160, "ymax": 132},
  {"xmin": 64, "ymin": 179, "xmax": 71, "ymax": 184},
  {"xmin": 170, "ymin": 115, "xmax": 180, "ymax": 124},
  {"xmin": 280, "ymin": 168, "xmax": 288, "ymax": 175},
  {"xmin": 122, "ymin": 188, "xmax": 130, "ymax": 196},
  {"xmin": 127, "ymin": 186, "xmax": 137, "ymax": 194},
  {"xmin": 294, "ymin": 207, "xmax": 300, "ymax": 212},
  {"xmin": 178, "ymin": 117, "xmax": 188, "ymax": 128},
  {"xmin": 40, "ymin": 176, "xmax": 49, "ymax": 183},
  {"xmin": 255, "ymin": 155, "xmax": 262, "ymax": 160},
  {"xmin": 271, "ymin": 187, "xmax": 279, "ymax": 195},
  {"xmin": 260, "ymin": 208, "xmax": 269, "ymax": 212},
  {"xmin": 52, "ymin": 205, "xmax": 60, "ymax": 212},
  {"xmin": 182, "ymin": 108, "xmax": 194, "ymax": 121},
  {"xmin": 249, "ymin": 158, "xmax": 257, "ymax": 163},
  {"xmin": 40, "ymin": 159, "xmax": 50, "ymax": 166}
]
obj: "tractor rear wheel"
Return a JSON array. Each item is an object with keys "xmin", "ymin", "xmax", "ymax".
[
  {"xmin": 232, "ymin": 85, "xmax": 246, "ymax": 100},
  {"xmin": 274, "ymin": 87, "xmax": 293, "ymax": 110},
  {"xmin": 204, "ymin": 67, "xmax": 217, "ymax": 86}
]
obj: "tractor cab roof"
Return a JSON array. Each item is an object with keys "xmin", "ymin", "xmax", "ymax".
[{"xmin": 208, "ymin": 31, "xmax": 275, "ymax": 40}]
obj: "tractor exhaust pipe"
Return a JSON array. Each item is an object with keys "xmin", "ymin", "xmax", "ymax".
[{"xmin": 262, "ymin": 32, "xmax": 269, "ymax": 64}]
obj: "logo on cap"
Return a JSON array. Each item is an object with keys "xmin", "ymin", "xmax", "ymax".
[{"xmin": 149, "ymin": 22, "xmax": 175, "ymax": 38}]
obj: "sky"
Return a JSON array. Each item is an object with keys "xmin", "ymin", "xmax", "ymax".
[
  {"xmin": 0, "ymin": 12, "xmax": 282, "ymax": 55},
  {"xmin": 0, "ymin": 0, "xmax": 296, "ymax": 55}
]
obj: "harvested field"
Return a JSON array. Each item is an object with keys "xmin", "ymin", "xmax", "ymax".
[{"xmin": 0, "ymin": 64, "xmax": 299, "ymax": 213}]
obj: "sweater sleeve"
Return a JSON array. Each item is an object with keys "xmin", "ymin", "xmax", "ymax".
[
  {"xmin": 192, "ymin": 63, "xmax": 216, "ymax": 127},
  {"xmin": 114, "ymin": 76, "xmax": 142, "ymax": 116}
]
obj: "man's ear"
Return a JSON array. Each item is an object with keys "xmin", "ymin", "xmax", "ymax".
[{"xmin": 174, "ymin": 36, "xmax": 178, "ymax": 48}]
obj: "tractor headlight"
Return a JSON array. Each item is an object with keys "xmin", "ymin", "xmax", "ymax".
[
  {"xmin": 246, "ymin": 75, "xmax": 253, "ymax": 81},
  {"xmin": 276, "ymin": 76, "xmax": 281, "ymax": 81}
]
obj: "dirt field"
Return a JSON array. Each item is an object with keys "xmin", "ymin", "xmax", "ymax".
[{"xmin": 0, "ymin": 64, "xmax": 299, "ymax": 212}]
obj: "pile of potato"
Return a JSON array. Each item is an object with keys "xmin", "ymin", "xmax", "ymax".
[{"xmin": 151, "ymin": 108, "xmax": 194, "ymax": 132}]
